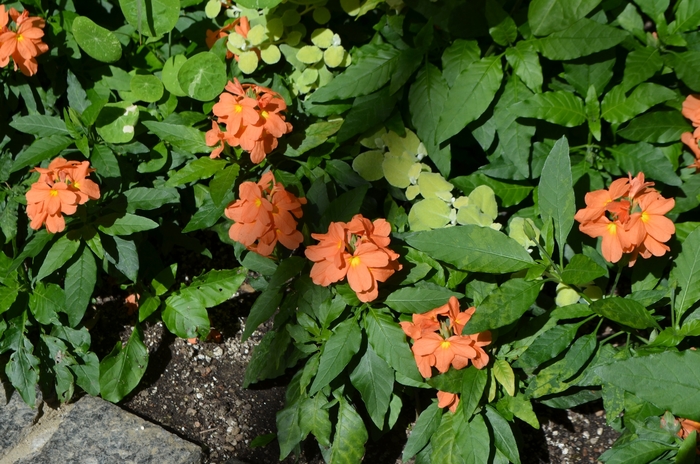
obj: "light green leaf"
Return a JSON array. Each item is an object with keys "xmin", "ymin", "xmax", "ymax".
[
  {"xmin": 528, "ymin": 0, "xmax": 603, "ymax": 36},
  {"xmin": 408, "ymin": 198, "xmax": 452, "ymax": 231},
  {"xmin": 618, "ymin": 110, "xmax": 691, "ymax": 143},
  {"xmin": 9, "ymin": 115, "xmax": 69, "ymax": 137},
  {"xmin": 64, "ymin": 246, "xmax": 96, "ymax": 327},
  {"xmin": 505, "ymin": 42, "xmax": 543, "ymax": 93},
  {"xmin": 162, "ymin": 55, "xmax": 188, "ymax": 97},
  {"xmin": 330, "ymin": 397, "xmax": 368, "ymax": 464},
  {"xmin": 143, "ymin": 120, "xmax": 211, "ymax": 154},
  {"xmin": 590, "ymin": 297, "xmax": 660, "ymax": 329},
  {"xmin": 118, "ymin": 0, "xmax": 180, "ymax": 37},
  {"xmin": 181, "ymin": 268, "xmax": 247, "ymax": 308},
  {"xmin": 130, "ymin": 74, "xmax": 164, "ymax": 103},
  {"xmin": 463, "ymin": 279, "xmax": 543, "ymax": 334},
  {"xmin": 10, "ymin": 135, "xmax": 73, "ymax": 173},
  {"xmin": 538, "ymin": 136, "xmax": 575, "ymax": 256},
  {"xmin": 310, "ymin": 43, "xmax": 399, "ymax": 103},
  {"xmin": 300, "ymin": 394, "xmax": 332, "ymax": 447},
  {"xmin": 6, "ymin": 335, "xmax": 39, "ymax": 407},
  {"xmin": 458, "ymin": 413, "xmax": 490, "ymax": 464},
  {"xmin": 461, "ymin": 366, "xmax": 487, "ymax": 418},
  {"xmin": 599, "ymin": 440, "xmax": 671, "ymax": 464},
  {"xmin": 536, "ymin": 18, "xmax": 628, "ymax": 61},
  {"xmin": 123, "ymin": 187, "xmax": 180, "ymax": 213},
  {"xmin": 431, "ymin": 413, "xmax": 465, "ymax": 464},
  {"xmin": 99, "ymin": 324, "xmax": 148, "ymax": 402},
  {"xmin": 309, "ymin": 319, "xmax": 361, "ymax": 395},
  {"xmin": 35, "ymin": 235, "xmax": 81, "ymax": 282},
  {"xmin": 72, "ymin": 16, "xmax": 122, "ymax": 63},
  {"xmin": 596, "ymin": 350, "xmax": 700, "ymax": 421},
  {"xmin": 166, "ymin": 157, "xmax": 225, "ymax": 186},
  {"xmin": 510, "ymin": 91, "xmax": 585, "ymax": 127},
  {"xmin": 350, "ymin": 345, "xmax": 394, "ymax": 428},
  {"xmin": 493, "ymin": 360, "xmax": 516, "ymax": 397},
  {"xmin": 177, "ymin": 52, "xmax": 227, "ymax": 102},
  {"xmin": 385, "ymin": 284, "xmax": 463, "ymax": 314},
  {"xmin": 485, "ymin": 406, "xmax": 521, "ymax": 464},
  {"xmin": 95, "ymin": 102, "xmax": 139, "ymax": 144},
  {"xmin": 98, "ymin": 213, "xmax": 159, "ymax": 236},
  {"xmin": 441, "ymin": 39, "xmax": 480, "ymax": 87},
  {"xmin": 437, "ymin": 56, "xmax": 503, "ymax": 143},
  {"xmin": 162, "ymin": 291, "xmax": 210, "ymax": 339}
]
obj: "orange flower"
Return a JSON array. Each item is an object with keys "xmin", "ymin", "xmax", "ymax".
[
  {"xmin": 401, "ymin": 297, "xmax": 491, "ymax": 377},
  {"xmin": 682, "ymin": 95, "xmax": 700, "ymax": 127},
  {"xmin": 124, "ymin": 293, "xmax": 140, "ymax": 315},
  {"xmin": 206, "ymin": 78, "xmax": 292, "ymax": 164},
  {"xmin": 205, "ymin": 16, "xmax": 251, "ymax": 61},
  {"xmin": 0, "ymin": 7, "xmax": 48, "ymax": 76},
  {"xmin": 25, "ymin": 158, "xmax": 100, "ymax": 233},
  {"xmin": 437, "ymin": 391, "xmax": 460, "ymax": 413},
  {"xmin": 305, "ymin": 214, "xmax": 402, "ymax": 302},
  {"xmin": 575, "ymin": 172, "xmax": 674, "ymax": 266},
  {"xmin": 225, "ymin": 171, "xmax": 305, "ymax": 257}
]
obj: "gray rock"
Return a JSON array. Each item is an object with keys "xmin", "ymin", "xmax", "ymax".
[
  {"xmin": 4, "ymin": 396, "xmax": 202, "ymax": 464},
  {"xmin": 0, "ymin": 391, "xmax": 41, "ymax": 455}
]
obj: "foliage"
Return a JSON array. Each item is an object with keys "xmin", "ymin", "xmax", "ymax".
[{"xmin": 3, "ymin": 0, "xmax": 700, "ymax": 462}]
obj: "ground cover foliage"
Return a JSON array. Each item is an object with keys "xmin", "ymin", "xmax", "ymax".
[{"xmin": 3, "ymin": 0, "xmax": 700, "ymax": 462}]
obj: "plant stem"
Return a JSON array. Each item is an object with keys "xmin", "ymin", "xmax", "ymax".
[{"xmin": 609, "ymin": 262, "xmax": 623, "ymax": 297}]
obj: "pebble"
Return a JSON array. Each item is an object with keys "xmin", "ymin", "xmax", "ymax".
[
  {"xmin": 212, "ymin": 347, "xmax": 223, "ymax": 358},
  {"xmin": 597, "ymin": 427, "xmax": 603, "ymax": 435}
]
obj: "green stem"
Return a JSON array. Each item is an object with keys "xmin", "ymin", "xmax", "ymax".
[
  {"xmin": 600, "ymin": 330, "xmax": 624, "ymax": 344},
  {"xmin": 608, "ymin": 262, "xmax": 623, "ymax": 297}
]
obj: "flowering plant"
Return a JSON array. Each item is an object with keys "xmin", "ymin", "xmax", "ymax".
[{"xmin": 4, "ymin": 0, "xmax": 700, "ymax": 463}]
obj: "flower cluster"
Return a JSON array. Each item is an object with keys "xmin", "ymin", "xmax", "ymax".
[
  {"xmin": 574, "ymin": 173, "xmax": 675, "ymax": 266},
  {"xmin": 225, "ymin": 171, "xmax": 305, "ymax": 257},
  {"xmin": 207, "ymin": 78, "xmax": 292, "ymax": 164},
  {"xmin": 206, "ymin": 16, "xmax": 251, "ymax": 61},
  {"xmin": 305, "ymin": 215, "xmax": 402, "ymax": 303},
  {"xmin": 0, "ymin": 5, "xmax": 49, "ymax": 76},
  {"xmin": 681, "ymin": 95, "xmax": 700, "ymax": 171},
  {"xmin": 25, "ymin": 158, "xmax": 100, "ymax": 234},
  {"xmin": 400, "ymin": 296, "xmax": 491, "ymax": 379}
]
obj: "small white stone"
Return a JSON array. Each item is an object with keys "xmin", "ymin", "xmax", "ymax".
[{"xmin": 596, "ymin": 427, "xmax": 603, "ymax": 435}]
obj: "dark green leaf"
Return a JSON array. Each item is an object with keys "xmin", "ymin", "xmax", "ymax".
[
  {"xmin": 309, "ymin": 319, "xmax": 362, "ymax": 395},
  {"xmin": 485, "ymin": 406, "xmax": 521, "ymax": 464},
  {"xmin": 617, "ymin": 111, "xmax": 691, "ymax": 143},
  {"xmin": 10, "ymin": 115, "xmax": 69, "ymax": 137},
  {"xmin": 461, "ymin": 366, "xmax": 488, "ymax": 418},
  {"xmin": 162, "ymin": 292, "xmax": 210, "ymax": 339},
  {"xmin": 403, "ymin": 402, "xmax": 443, "ymax": 462},
  {"xmin": 64, "ymin": 246, "xmax": 96, "ymax": 327},
  {"xmin": 300, "ymin": 394, "xmax": 332, "ymax": 447},
  {"xmin": 385, "ymin": 285, "xmax": 463, "ymax": 314},
  {"xmin": 165, "ymin": 157, "xmax": 226, "ymax": 186},
  {"xmin": 536, "ymin": 19, "xmax": 628, "ymax": 61},
  {"xmin": 350, "ymin": 345, "xmax": 394, "ymax": 428},
  {"xmin": 538, "ymin": 137, "xmax": 575, "ymax": 255},
  {"xmin": 143, "ymin": 121, "xmax": 212, "ymax": 155},
  {"xmin": 337, "ymin": 87, "xmax": 399, "ymax": 143},
  {"xmin": 35, "ymin": 234, "xmax": 81, "ymax": 282},
  {"xmin": 514, "ymin": 323, "xmax": 580, "ymax": 370},
  {"xmin": 590, "ymin": 297, "xmax": 660, "ymax": 329},
  {"xmin": 209, "ymin": 164, "xmax": 240, "ymax": 207},
  {"xmin": 528, "ymin": 0, "xmax": 603, "ymax": 36},
  {"xmin": 505, "ymin": 42, "xmax": 543, "ymax": 94},
  {"xmin": 329, "ymin": 397, "xmax": 368, "ymax": 464},
  {"xmin": 118, "ymin": 0, "xmax": 180, "ymax": 37},
  {"xmin": 510, "ymin": 92, "xmax": 585, "ymax": 127},
  {"xmin": 463, "ymin": 279, "xmax": 542, "ymax": 334},
  {"xmin": 98, "ymin": 213, "xmax": 159, "ymax": 236},
  {"xmin": 607, "ymin": 142, "xmax": 681, "ymax": 187},
  {"xmin": 123, "ymin": 187, "xmax": 180, "ymax": 213},
  {"xmin": 6, "ymin": 335, "xmax": 39, "ymax": 407},
  {"xmin": 671, "ymin": 226, "xmax": 700, "ymax": 319},
  {"xmin": 431, "ymin": 413, "xmax": 465, "ymax": 464},
  {"xmin": 622, "ymin": 47, "xmax": 663, "ymax": 91},
  {"xmin": 364, "ymin": 308, "xmax": 423, "ymax": 383},
  {"xmin": 457, "ymin": 413, "xmax": 490, "ymax": 464},
  {"xmin": 561, "ymin": 254, "xmax": 607, "ymax": 286},
  {"xmin": 11, "ymin": 135, "xmax": 73, "ymax": 173},
  {"xmin": 29, "ymin": 283, "xmax": 63, "ymax": 325},
  {"xmin": 409, "ymin": 64, "xmax": 449, "ymax": 174},
  {"xmin": 441, "ymin": 39, "xmax": 480, "ymax": 87},
  {"xmin": 99, "ymin": 324, "xmax": 148, "ymax": 402}
]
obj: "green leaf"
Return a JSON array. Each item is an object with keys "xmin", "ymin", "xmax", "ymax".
[
  {"xmin": 162, "ymin": 55, "xmax": 187, "ymax": 97},
  {"xmin": 597, "ymin": 350, "xmax": 700, "ymax": 420},
  {"xmin": 10, "ymin": 135, "xmax": 73, "ymax": 173},
  {"xmin": 130, "ymin": 74, "xmax": 164, "ymax": 103},
  {"xmin": 403, "ymin": 403, "xmax": 443, "ymax": 462},
  {"xmin": 409, "ymin": 64, "xmax": 449, "ymax": 172},
  {"xmin": 607, "ymin": 143, "xmax": 681, "ymax": 187},
  {"xmin": 118, "ymin": 0, "xmax": 180, "ymax": 37},
  {"xmin": 385, "ymin": 285, "xmax": 463, "ymax": 314},
  {"xmin": 70, "ymin": 352, "xmax": 100, "ymax": 396},
  {"xmin": 91, "ymin": 145, "xmax": 121, "ymax": 177},
  {"xmin": 350, "ymin": 345, "xmax": 394, "ymax": 428},
  {"xmin": 309, "ymin": 319, "xmax": 362, "ymax": 395},
  {"xmin": 486, "ymin": 0, "xmax": 517, "ymax": 46},
  {"xmin": 461, "ymin": 366, "xmax": 488, "ymax": 418},
  {"xmin": 99, "ymin": 324, "xmax": 148, "ymax": 402},
  {"xmin": 310, "ymin": 43, "xmax": 400, "ymax": 102},
  {"xmin": 243, "ymin": 331, "xmax": 291, "ymax": 388},
  {"xmin": 337, "ymin": 87, "xmax": 399, "ymax": 143},
  {"xmin": 463, "ymin": 279, "xmax": 542, "ymax": 334},
  {"xmin": 562, "ymin": 54, "xmax": 616, "ymax": 98},
  {"xmin": 431, "ymin": 413, "xmax": 465, "ymax": 464},
  {"xmin": 209, "ymin": 164, "xmax": 240, "ymax": 207},
  {"xmin": 510, "ymin": 91, "xmax": 585, "ymax": 127},
  {"xmin": 538, "ymin": 136, "xmax": 575, "ymax": 255},
  {"xmin": 599, "ymin": 440, "xmax": 671, "ymax": 464},
  {"xmin": 6, "ymin": 335, "xmax": 39, "ymax": 407},
  {"xmin": 319, "ymin": 185, "xmax": 368, "ymax": 228},
  {"xmin": 300, "ymin": 394, "xmax": 332, "ymax": 447},
  {"xmin": 177, "ymin": 52, "xmax": 227, "ymax": 102},
  {"xmin": 617, "ymin": 111, "xmax": 691, "ymax": 143},
  {"xmin": 182, "ymin": 268, "xmax": 247, "ymax": 308},
  {"xmin": 458, "ymin": 413, "xmax": 490, "ymax": 464},
  {"xmin": 437, "ymin": 56, "xmax": 503, "ymax": 143},
  {"xmin": 669, "ymin": 0, "xmax": 700, "ymax": 33},
  {"xmin": 364, "ymin": 308, "xmax": 423, "ymax": 383},
  {"xmin": 505, "ymin": 42, "xmax": 543, "ymax": 93},
  {"xmin": 601, "ymin": 83, "xmax": 676, "ymax": 125},
  {"xmin": 514, "ymin": 323, "xmax": 579, "ymax": 370},
  {"xmin": 64, "ymin": 246, "xmax": 96, "ymax": 327},
  {"xmin": 441, "ymin": 39, "xmax": 480, "ymax": 87},
  {"xmin": 123, "ymin": 187, "xmax": 180, "ymax": 213},
  {"xmin": 143, "ymin": 121, "xmax": 212, "ymax": 154},
  {"xmin": 622, "ymin": 47, "xmax": 663, "ymax": 91},
  {"xmin": 492, "ymin": 77, "xmax": 535, "ymax": 179},
  {"xmin": 674, "ymin": 51, "xmax": 700, "ymax": 92},
  {"xmin": 98, "ymin": 213, "xmax": 159, "ymax": 236},
  {"xmin": 670, "ymin": 226, "xmax": 700, "ymax": 319},
  {"xmin": 590, "ymin": 297, "xmax": 660, "ymax": 329},
  {"xmin": 536, "ymin": 19, "xmax": 628, "ymax": 61},
  {"xmin": 29, "ymin": 283, "xmax": 63, "ymax": 325},
  {"xmin": 35, "ymin": 234, "xmax": 81, "ymax": 282},
  {"xmin": 284, "ymin": 120, "xmax": 343, "ymax": 157},
  {"xmin": 105, "ymin": 236, "xmax": 139, "ymax": 281},
  {"xmin": 9, "ymin": 115, "xmax": 69, "ymax": 137},
  {"xmin": 528, "ymin": 0, "xmax": 603, "ymax": 36},
  {"xmin": 162, "ymin": 292, "xmax": 210, "ymax": 339},
  {"xmin": 95, "ymin": 102, "xmax": 139, "ymax": 144},
  {"xmin": 72, "ymin": 16, "xmax": 122, "ymax": 63},
  {"xmin": 493, "ymin": 360, "xmax": 516, "ymax": 396},
  {"xmin": 330, "ymin": 397, "xmax": 368, "ymax": 464},
  {"xmin": 277, "ymin": 401, "xmax": 303, "ymax": 460},
  {"xmin": 485, "ymin": 406, "xmax": 521, "ymax": 464},
  {"xmin": 561, "ymin": 254, "xmax": 607, "ymax": 286},
  {"xmin": 236, "ymin": 0, "xmax": 282, "ymax": 8},
  {"xmin": 406, "ymin": 225, "xmax": 534, "ymax": 274},
  {"xmin": 676, "ymin": 430, "xmax": 698, "ymax": 464},
  {"xmin": 165, "ymin": 157, "xmax": 225, "ymax": 186}
]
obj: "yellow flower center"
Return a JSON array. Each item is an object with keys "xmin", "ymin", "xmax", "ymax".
[
  {"xmin": 261, "ymin": 110, "xmax": 269, "ymax": 119},
  {"xmin": 49, "ymin": 189, "xmax": 58, "ymax": 197},
  {"xmin": 17, "ymin": 34, "xmax": 23, "ymax": 42},
  {"xmin": 607, "ymin": 223, "xmax": 617, "ymax": 235},
  {"xmin": 234, "ymin": 104, "xmax": 243, "ymax": 113},
  {"xmin": 350, "ymin": 256, "xmax": 361, "ymax": 267},
  {"xmin": 440, "ymin": 341, "xmax": 451, "ymax": 350},
  {"xmin": 254, "ymin": 198, "xmax": 262, "ymax": 207},
  {"xmin": 641, "ymin": 211, "xmax": 650, "ymax": 223},
  {"xmin": 73, "ymin": 182, "xmax": 81, "ymax": 190}
]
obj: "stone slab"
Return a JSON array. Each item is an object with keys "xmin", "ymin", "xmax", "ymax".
[
  {"xmin": 0, "ymin": 390, "xmax": 40, "ymax": 455},
  {"xmin": 3, "ymin": 396, "xmax": 202, "ymax": 464}
]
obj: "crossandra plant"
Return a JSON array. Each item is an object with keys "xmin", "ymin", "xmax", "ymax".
[{"xmin": 4, "ymin": 0, "xmax": 700, "ymax": 462}]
